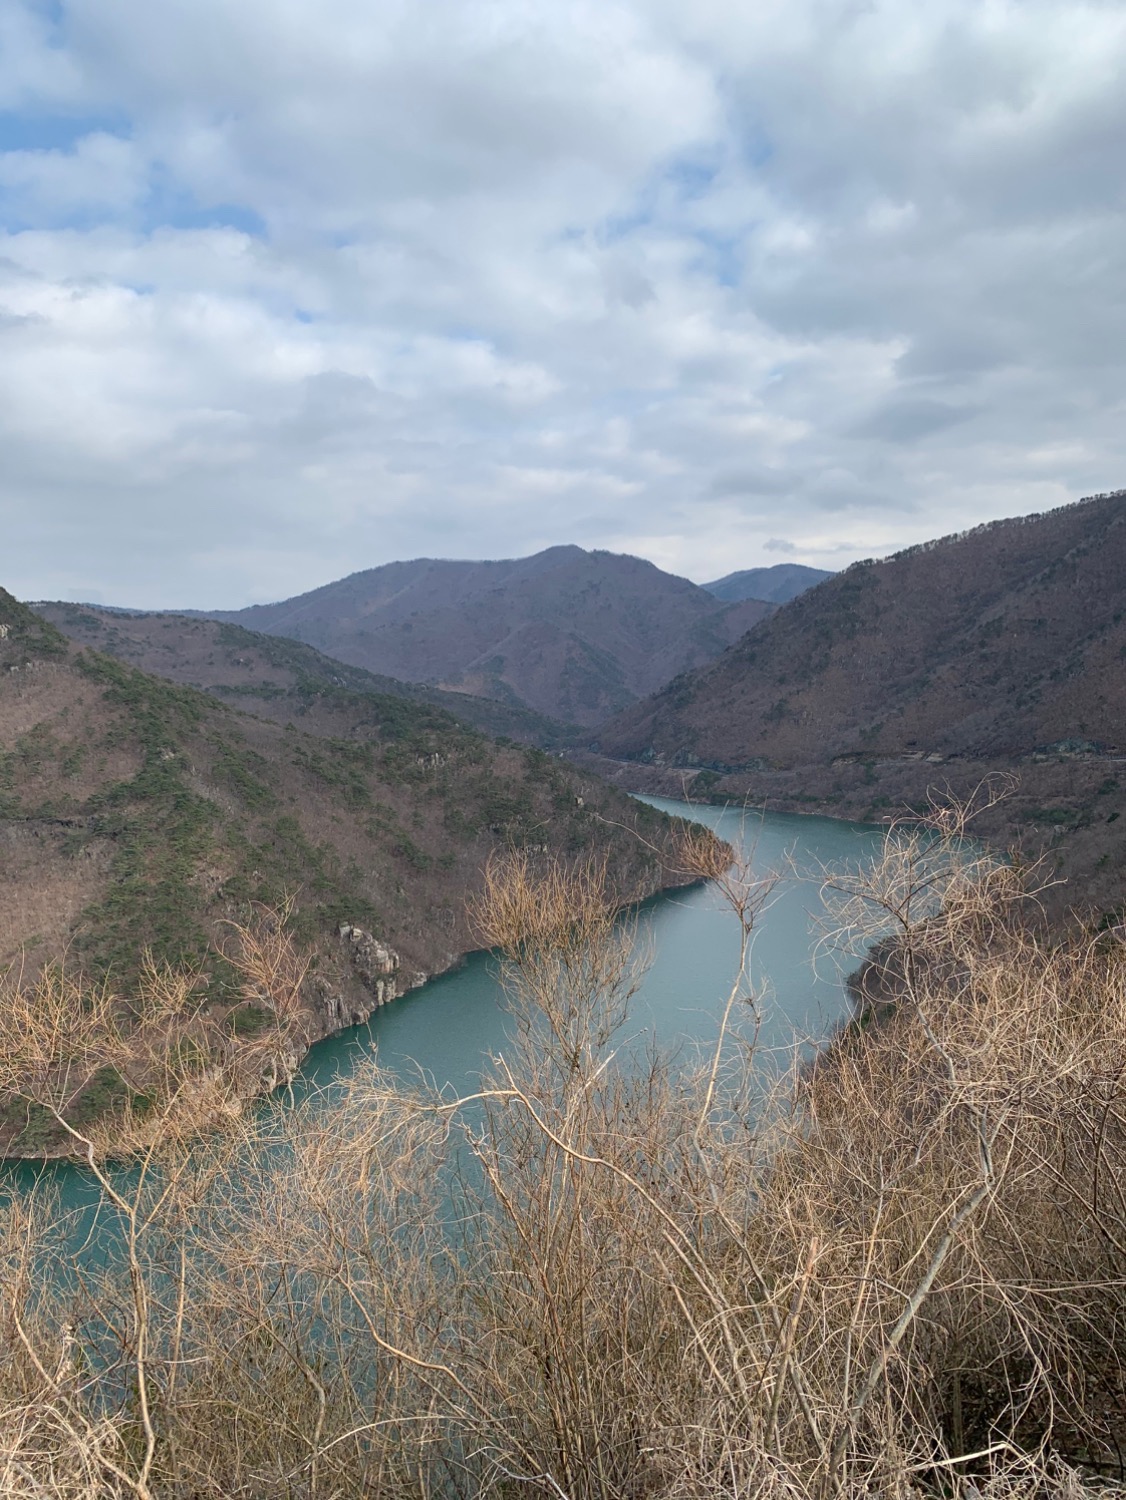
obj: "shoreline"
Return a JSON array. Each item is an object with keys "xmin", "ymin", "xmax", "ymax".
[
  {"xmin": 573, "ymin": 748, "xmax": 1121, "ymax": 926},
  {"xmin": 1, "ymin": 858, "xmax": 712, "ymax": 1165}
]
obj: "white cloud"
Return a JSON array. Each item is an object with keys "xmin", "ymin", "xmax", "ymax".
[
  {"xmin": 0, "ymin": 0, "xmax": 1125, "ymax": 606},
  {"xmin": 0, "ymin": 132, "xmax": 144, "ymax": 219}
]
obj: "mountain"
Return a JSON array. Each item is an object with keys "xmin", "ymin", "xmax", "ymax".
[
  {"xmin": 33, "ymin": 604, "xmax": 578, "ymax": 749},
  {"xmin": 0, "ymin": 585, "xmax": 690, "ymax": 1048},
  {"xmin": 703, "ymin": 563, "xmax": 833, "ymax": 604},
  {"xmin": 595, "ymin": 490, "xmax": 1126, "ymax": 914},
  {"xmin": 202, "ymin": 546, "xmax": 775, "ymax": 727}
]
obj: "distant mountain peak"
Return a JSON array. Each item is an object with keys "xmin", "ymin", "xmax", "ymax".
[
  {"xmin": 702, "ymin": 563, "xmax": 834, "ymax": 605},
  {"xmin": 198, "ymin": 547, "xmax": 777, "ymax": 727}
]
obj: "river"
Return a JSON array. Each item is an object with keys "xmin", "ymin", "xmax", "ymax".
[
  {"xmin": 4, "ymin": 798, "xmax": 883, "ymax": 1218},
  {"xmin": 296, "ymin": 796, "xmax": 884, "ymax": 1099}
]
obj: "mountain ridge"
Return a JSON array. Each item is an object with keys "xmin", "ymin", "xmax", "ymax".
[
  {"xmin": 703, "ymin": 562, "xmax": 833, "ymax": 604},
  {"xmin": 600, "ymin": 491, "xmax": 1126, "ymax": 768},
  {"xmin": 593, "ymin": 490, "xmax": 1126, "ymax": 915},
  {"xmin": 33, "ymin": 603, "xmax": 580, "ymax": 748},
  {"xmin": 199, "ymin": 546, "xmax": 775, "ymax": 726}
]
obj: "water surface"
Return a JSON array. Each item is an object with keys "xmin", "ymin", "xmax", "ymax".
[
  {"xmin": 297, "ymin": 797, "xmax": 884, "ymax": 1100},
  {"xmin": 4, "ymin": 798, "xmax": 883, "ymax": 1221}
]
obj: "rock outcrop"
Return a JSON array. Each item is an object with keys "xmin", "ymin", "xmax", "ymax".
[{"xmin": 309, "ymin": 925, "xmax": 410, "ymax": 1036}]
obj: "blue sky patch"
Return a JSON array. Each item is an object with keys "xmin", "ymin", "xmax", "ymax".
[
  {"xmin": 0, "ymin": 111, "xmax": 132, "ymax": 153},
  {"xmin": 140, "ymin": 178, "xmax": 267, "ymax": 238}
]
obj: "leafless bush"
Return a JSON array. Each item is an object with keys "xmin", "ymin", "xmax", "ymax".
[{"xmin": 1, "ymin": 810, "xmax": 1125, "ymax": 1497}]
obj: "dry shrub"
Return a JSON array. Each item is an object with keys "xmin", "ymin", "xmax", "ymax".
[
  {"xmin": 0, "ymin": 905, "xmax": 308, "ymax": 1162},
  {"xmin": 0, "ymin": 812, "xmax": 1125, "ymax": 1498}
]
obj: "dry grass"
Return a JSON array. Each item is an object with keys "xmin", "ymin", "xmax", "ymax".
[{"xmin": 1, "ymin": 808, "xmax": 1125, "ymax": 1497}]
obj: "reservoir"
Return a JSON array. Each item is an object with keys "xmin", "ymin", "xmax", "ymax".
[
  {"xmin": 5, "ymin": 798, "xmax": 884, "ymax": 1212},
  {"xmin": 297, "ymin": 796, "xmax": 884, "ymax": 1101}
]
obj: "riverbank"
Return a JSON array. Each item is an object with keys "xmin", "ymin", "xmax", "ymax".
[
  {"xmin": 0, "ymin": 818, "xmax": 724, "ymax": 1162},
  {"xmin": 3, "ymin": 801, "xmax": 881, "ymax": 1163},
  {"xmin": 4, "ymin": 808, "xmax": 1122, "ymax": 1495},
  {"xmin": 575, "ymin": 746, "xmax": 1124, "ymax": 923}
]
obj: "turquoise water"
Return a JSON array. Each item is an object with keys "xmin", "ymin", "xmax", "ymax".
[
  {"xmin": 296, "ymin": 797, "xmax": 884, "ymax": 1099},
  {"xmin": 3, "ymin": 799, "xmax": 883, "ymax": 1221}
]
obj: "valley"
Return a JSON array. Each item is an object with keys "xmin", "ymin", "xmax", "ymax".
[
  {"xmin": 6, "ymin": 503, "xmax": 1126, "ymax": 1491},
  {"xmin": 16, "ymin": 489, "xmax": 1126, "ymax": 1081},
  {"xmin": 7, "ymin": 11, "xmax": 1125, "ymax": 1488},
  {"xmin": 0, "ymin": 587, "xmax": 693, "ymax": 1154}
]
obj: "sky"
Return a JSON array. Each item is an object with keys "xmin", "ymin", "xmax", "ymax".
[{"xmin": 2, "ymin": 0, "xmax": 1125, "ymax": 608}]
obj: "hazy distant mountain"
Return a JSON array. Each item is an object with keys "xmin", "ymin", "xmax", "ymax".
[
  {"xmin": 703, "ymin": 563, "xmax": 833, "ymax": 604},
  {"xmin": 203, "ymin": 546, "xmax": 775, "ymax": 727},
  {"xmin": 595, "ymin": 491, "xmax": 1126, "ymax": 913}
]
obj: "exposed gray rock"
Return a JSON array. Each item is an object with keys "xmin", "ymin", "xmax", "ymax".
[
  {"xmin": 339, "ymin": 923, "xmax": 400, "ymax": 991},
  {"xmin": 305, "ymin": 925, "xmax": 414, "ymax": 1037},
  {"xmin": 310, "ymin": 975, "xmax": 371, "ymax": 1031}
]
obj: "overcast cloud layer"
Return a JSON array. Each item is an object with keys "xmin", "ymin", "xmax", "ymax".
[{"xmin": 2, "ymin": 0, "xmax": 1125, "ymax": 606}]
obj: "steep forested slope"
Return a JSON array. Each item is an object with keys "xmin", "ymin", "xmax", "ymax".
[
  {"xmin": 602, "ymin": 492, "xmax": 1126, "ymax": 768},
  {"xmin": 594, "ymin": 491, "xmax": 1126, "ymax": 916},
  {"xmin": 0, "ymin": 588, "xmax": 686, "ymax": 1013}
]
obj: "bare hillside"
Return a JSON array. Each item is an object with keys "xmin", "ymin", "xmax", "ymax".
[
  {"xmin": 594, "ymin": 491, "xmax": 1126, "ymax": 917},
  {"xmin": 203, "ymin": 546, "xmax": 774, "ymax": 726}
]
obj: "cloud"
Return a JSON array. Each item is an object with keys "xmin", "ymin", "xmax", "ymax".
[
  {"xmin": 708, "ymin": 468, "xmax": 792, "ymax": 498},
  {"xmin": 850, "ymin": 399, "xmax": 976, "ymax": 444},
  {"xmin": 0, "ymin": 0, "xmax": 1124, "ymax": 605},
  {"xmin": 0, "ymin": 131, "xmax": 144, "ymax": 222}
]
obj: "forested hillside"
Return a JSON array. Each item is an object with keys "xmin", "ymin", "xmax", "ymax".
[
  {"xmin": 34, "ymin": 603, "xmax": 578, "ymax": 748},
  {"xmin": 204, "ymin": 545, "xmax": 774, "ymax": 725},
  {"xmin": 595, "ymin": 491, "xmax": 1126, "ymax": 915},
  {"xmin": 1, "ymin": 586, "xmax": 685, "ymax": 1062}
]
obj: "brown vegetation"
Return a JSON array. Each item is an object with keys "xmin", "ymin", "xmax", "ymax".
[
  {"xmin": 0, "ymin": 906, "xmax": 307, "ymax": 1158},
  {"xmin": 1, "ymin": 809, "xmax": 1124, "ymax": 1496},
  {"xmin": 599, "ymin": 490, "xmax": 1126, "ymax": 769},
  {"xmin": 0, "ymin": 586, "xmax": 687, "ymax": 1032},
  {"xmin": 203, "ymin": 544, "xmax": 774, "ymax": 726},
  {"xmin": 594, "ymin": 490, "xmax": 1126, "ymax": 915},
  {"xmin": 33, "ymin": 604, "xmax": 577, "ymax": 748}
]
